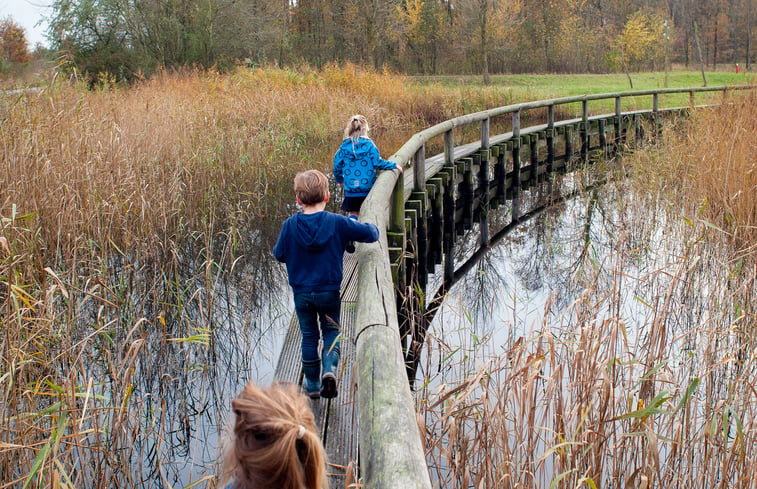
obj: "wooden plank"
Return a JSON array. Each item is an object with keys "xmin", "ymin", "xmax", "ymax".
[
  {"xmin": 273, "ymin": 252, "xmax": 361, "ymax": 489},
  {"xmin": 323, "ymin": 301, "xmax": 360, "ymax": 489}
]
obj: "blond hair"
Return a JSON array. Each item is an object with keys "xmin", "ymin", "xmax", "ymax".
[
  {"xmin": 294, "ymin": 170, "xmax": 329, "ymax": 206},
  {"xmin": 343, "ymin": 114, "xmax": 369, "ymax": 142},
  {"xmin": 221, "ymin": 382, "xmax": 329, "ymax": 489}
]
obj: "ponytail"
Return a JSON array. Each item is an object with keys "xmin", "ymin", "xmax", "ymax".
[
  {"xmin": 221, "ymin": 382, "xmax": 329, "ymax": 489},
  {"xmin": 344, "ymin": 114, "xmax": 369, "ymax": 142}
]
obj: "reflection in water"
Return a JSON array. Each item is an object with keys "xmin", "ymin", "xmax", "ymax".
[
  {"xmin": 415, "ymin": 172, "xmax": 757, "ymax": 487},
  {"xmin": 92, "ymin": 220, "xmax": 294, "ymax": 487}
]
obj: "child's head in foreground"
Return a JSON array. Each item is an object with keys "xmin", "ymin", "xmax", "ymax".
[
  {"xmin": 222, "ymin": 381, "xmax": 328, "ymax": 489},
  {"xmin": 294, "ymin": 169, "xmax": 330, "ymax": 206}
]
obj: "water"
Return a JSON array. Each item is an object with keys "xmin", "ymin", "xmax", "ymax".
[
  {"xmin": 414, "ymin": 173, "xmax": 757, "ymax": 487},
  {"xmin": 109, "ymin": 224, "xmax": 296, "ymax": 487},
  {"xmin": 65, "ymin": 166, "xmax": 751, "ymax": 487}
]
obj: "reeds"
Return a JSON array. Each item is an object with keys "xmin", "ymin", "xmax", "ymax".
[
  {"xmin": 418, "ymin": 206, "xmax": 757, "ymax": 487},
  {"xmin": 415, "ymin": 96, "xmax": 757, "ymax": 488},
  {"xmin": 0, "ymin": 64, "xmax": 523, "ymax": 486},
  {"xmin": 632, "ymin": 91, "xmax": 757, "ymax": 256}
]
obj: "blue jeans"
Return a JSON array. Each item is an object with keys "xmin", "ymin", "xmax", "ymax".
[{"xmin": 293, "ymin": 290, "xmax": 341, "ymax": 367}]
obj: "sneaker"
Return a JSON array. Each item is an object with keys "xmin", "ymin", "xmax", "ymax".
[{"xmin": 321, "ymin": 372, "xmax": 337, "ymax": 399}]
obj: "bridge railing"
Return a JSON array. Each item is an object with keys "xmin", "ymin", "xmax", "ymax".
[{"xmin": 352, "ymin": 84, "xmax": 755, "ymax": 489}]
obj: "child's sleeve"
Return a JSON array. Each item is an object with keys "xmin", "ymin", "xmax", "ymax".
[
  {"xmin": 273, "ymin": 223, "xmax": 288, "ymax": 262},
  {"xmin": 333, "ymin": 148, "xmax": 345, "ymax": 184},
  {"xmin": 370, "ymin": 142, "xmax": 397, "ymax": 171},
  {"xmin": 344, "ymin": 217, "xmax": 380, "ymax": 243}
]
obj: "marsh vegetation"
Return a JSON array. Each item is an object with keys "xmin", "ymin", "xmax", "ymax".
[
  {"xmin": 416, "ymin": 93, "xmax": 757, "ymax": 488},
  {"xmin": 1, "ymin": 66, "xmax": 754, "ymax": 487}
]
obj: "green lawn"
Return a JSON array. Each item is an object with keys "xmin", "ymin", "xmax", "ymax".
[
  {"xmin": 409, "ymin": 70, "xmax": 753, "ymax": 93},
  {"xmin": 408, "ymin": 70, "xmax": 756, "ymax": 116}
]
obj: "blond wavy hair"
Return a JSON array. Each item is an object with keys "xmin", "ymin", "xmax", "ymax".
[
  {"xmin": 220, "ymin": 382, "xmax": 329, "ymax": 489},
  {"xmin": 343, "ymin": 114, "xmax": 369, "ymax": 142}
]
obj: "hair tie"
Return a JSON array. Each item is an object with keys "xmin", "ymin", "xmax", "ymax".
[{"xmin": 297, "ymin": 425, "xmax": 306, "ymax": 439}]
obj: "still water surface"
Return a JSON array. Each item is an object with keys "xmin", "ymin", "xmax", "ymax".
[{"xmin": 140, "ymin": 172, "xmax": 739, "ymax": 486}]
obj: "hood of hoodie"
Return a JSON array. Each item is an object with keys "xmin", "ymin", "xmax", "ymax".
[
  {"xmin": 293, "ymin": 212, "xmax": 335, "ymax": 252},
  {"xmin": 339, "ymin": 137, "xmax": 375, "ymax": 159}
]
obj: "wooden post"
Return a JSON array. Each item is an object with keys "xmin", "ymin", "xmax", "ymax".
[
  {"xmin": 581, "ymin": 98, "xmax": 589, "ymax": 161},
  {"xmin": 599, "ymin": 119, "xmax": 607, "ymax": 158},
  {"xmin": 389, "ymin": 168, "xmax": 405, "ymax": 236},
  {"xmin": 407, "ymin": 195, "xmax": 427, "ymax": 291},
  {"xmin": 414, "ymin": 146, "xmax": 426, "ymax": 192},
  {"xmin": 481, "ymin": 117, "xmax": 490, "ymax": 151},
  {"xmin": 689, "ymin": 90, "xmax": 695, "ymax": 108},
  {"xmin": 512, "ymin": 110, "xmax": 521, "ymax": 195},
  {"xmin": 404, "ymin": 210, "xmax": 418, "ymax": 295},
  {"xmin": 529, "ymin": 134, "xmax": 538, "ymax": 183},
  {"xmin": 653, "ymin": 92, "xmax": 660, "ymax": 140},
  {"xmin": 494, "ymin": 144, "xmax": 507, "ymax": 204},
  {"xmin": 442, "ymin": 165, "xmax": 456, "ymax": 285},
  {"xmin": 511, "ymin": 110, "xmax": 522, "ymax": 222},
  {"xmin": 547, "ymin": 104, "xmax": 555, "ymax": 174},
  {"xmin": 428, "ymin": 180, "xmax": 444, "ymax": 266},
  {"xmin": 444, "ymin": 129, "xmax": 454, "ymax": 166},
  {"xmin": 461, "ymin": 158, "xmax": 474, "ymax": 230},
  {"xmin": 565, "ymin": 125, "xmax": 574, "ymax": 166},
  {"xmin": 615, "ymin": 96, "xmax": 622, "ymax": 147},
  {"xmin": 477, "ymin": 117, "xmax": 490, "ymax": 248}
]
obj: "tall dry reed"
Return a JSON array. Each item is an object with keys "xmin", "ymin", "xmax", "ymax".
[
  {"xmin": 632, "ymin": 91, "xmax": 757, "ymax": 256},
  {"xmin": 415, "ymin": 96, "xmax": 757, "ymax": 488},
  {"xmin": 0, "ymin": 64, "xmax": 519, "ymax": 487}
]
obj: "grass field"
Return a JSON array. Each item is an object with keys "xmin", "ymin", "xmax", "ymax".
[{"xmin": 409, "ymin": 69, "xmax": 754, "ymax": 94}]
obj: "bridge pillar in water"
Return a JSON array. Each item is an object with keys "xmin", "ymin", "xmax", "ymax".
[{"xmin": 479, "ymin": 117, "xmax": 490, "ymax": 248}]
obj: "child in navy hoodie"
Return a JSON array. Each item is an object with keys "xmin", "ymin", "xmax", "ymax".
[{"xmin": 273, "ymin": 169, "xmax": 379, "ymax": 400}]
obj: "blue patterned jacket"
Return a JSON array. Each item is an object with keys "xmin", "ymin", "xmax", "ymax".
[{"xmin": 333, "ymin": 136, "xmax": 397, "ymax": 197}]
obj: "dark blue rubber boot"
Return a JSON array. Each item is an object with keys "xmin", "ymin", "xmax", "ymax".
[
  {"xmin": 320, "ymin": 347, "xmax": 340, "ymax": 399},
  {"xmin": 302, "ymin": 360, "xmax": 322, "ymax": 400}
]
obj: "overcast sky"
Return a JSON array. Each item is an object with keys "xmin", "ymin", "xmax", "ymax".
[{"xmin": 1, "ymin": 0, "xmax": 52, "ymax": 48}]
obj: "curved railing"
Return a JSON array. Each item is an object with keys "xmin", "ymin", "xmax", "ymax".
[{"xmin": 352, "ymin": 84, "xmax": 756, "ymax": 489}]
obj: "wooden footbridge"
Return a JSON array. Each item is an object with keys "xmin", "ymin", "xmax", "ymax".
[{"xmin": 273, "ymin": 85, "xmax": 755, "ymax": 488}]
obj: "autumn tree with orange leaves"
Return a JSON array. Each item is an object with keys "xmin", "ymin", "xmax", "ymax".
[{"xmin": 0, "ymin": 17, "xmax": 30, "ymax": 64}]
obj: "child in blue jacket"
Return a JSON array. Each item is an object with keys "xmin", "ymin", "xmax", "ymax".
[
  {"xmin": 273, "ymin": 169, "xmax": 379, "ymax": 399},
  {"xmin": 333, "ymin": 114, "xmax": 402, "ymax": 218}
]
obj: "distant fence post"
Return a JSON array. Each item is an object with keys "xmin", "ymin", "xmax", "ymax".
[
  {"xmin": 547, "ymin": 103, "xmax": 555, "ymax": 173},
  {"xmin": 479, "ymin": 118, "xmax": 490, "ymax": 248},
  {"xmin": 581, "ymin": 97, "xmax": 589, "ymax": 161}
]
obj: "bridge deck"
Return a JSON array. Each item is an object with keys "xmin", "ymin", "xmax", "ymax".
[{"xmin": 273, "ymin": 251, "xmax": 361, "ymax": 489}]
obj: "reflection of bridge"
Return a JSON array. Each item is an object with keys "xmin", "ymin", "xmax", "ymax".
[{"xmin": 274, "ymin": 85, "xmax": 755, "ymax": 488}]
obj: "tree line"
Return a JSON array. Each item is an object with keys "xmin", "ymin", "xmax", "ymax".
[{"xmin": 4, "ymin": 0, "xmax": 754, "ymax": 81}]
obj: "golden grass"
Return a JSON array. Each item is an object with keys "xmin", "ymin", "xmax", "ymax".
[{"xmin": 0, "ymin": 64, "xmax": 519, "ymax": 486}]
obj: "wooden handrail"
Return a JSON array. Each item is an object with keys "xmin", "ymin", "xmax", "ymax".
[
  {"xmin": 386, "ymin": 85, "xmax": 756, "ymax": 179},
  {"xmin": 353, "ymin": 84, "xmax": 755, "ymax": 489}
]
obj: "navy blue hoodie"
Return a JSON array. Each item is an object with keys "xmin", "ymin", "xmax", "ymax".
[{"xmin": 273, "ymin": 211, "xmax": 379, "ymax": 293}]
